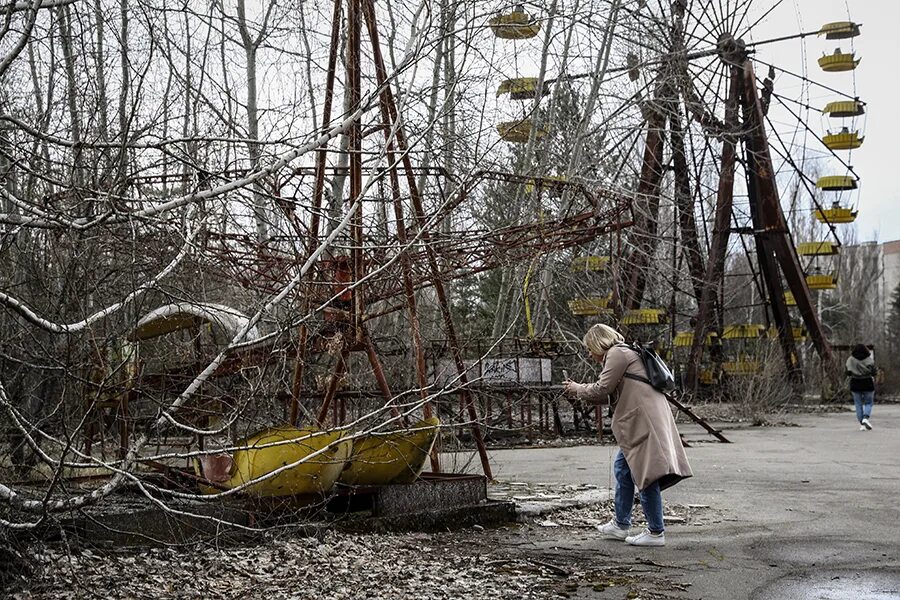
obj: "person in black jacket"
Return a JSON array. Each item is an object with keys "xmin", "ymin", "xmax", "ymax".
[{"xmin": 846, "ymin": 344, "xmax": 876, "ymax": 430}]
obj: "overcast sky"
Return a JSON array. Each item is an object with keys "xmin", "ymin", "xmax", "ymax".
[{"xmin": 751, "ymin": 0, "xmax": 899, "ymax": 243}]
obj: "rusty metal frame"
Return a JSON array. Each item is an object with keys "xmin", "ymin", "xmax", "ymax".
[
  {"xmin": 685, "ymin": 67, "xmax": 741, "ymax": 391},
  {"xmin": 740, "ymin": 59, "xmax": 833, "ymax": 377}
]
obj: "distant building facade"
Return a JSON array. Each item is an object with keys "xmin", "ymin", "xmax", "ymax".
[
  {"xmin": 882, "ymin": 240, "xmax": 900, "ymax": 316},
  {"xmin": 835, "ymin": 240, "xmax": 900, "ymax": 342}
]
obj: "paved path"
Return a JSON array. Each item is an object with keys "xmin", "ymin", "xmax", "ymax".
[{"xmin": 469, "ymin": 404, "xmax": 900, "ymax": 599}]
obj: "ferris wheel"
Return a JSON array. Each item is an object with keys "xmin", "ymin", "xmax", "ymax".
[{"xmin": 483, "ymin": 0, "xmax": 866, "ymax": 393}]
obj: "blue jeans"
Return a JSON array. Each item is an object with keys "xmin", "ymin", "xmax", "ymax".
[
  {"xmin": 613, "ymin": 449, "xmax": 664, "ymax": 534},
  {"xmin": 852, "ymin": 391, "xmax": 874, "ymax": 423}
]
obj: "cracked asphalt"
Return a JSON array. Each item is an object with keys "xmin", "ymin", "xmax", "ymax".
[{"xmin": 477, "ymin": 403, "xmax": 900, "ymax": 599}]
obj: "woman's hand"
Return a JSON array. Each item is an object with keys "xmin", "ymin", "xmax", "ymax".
[{"xmin": 564, "ymin": 380, "xmax": 583, "ymax": 397}]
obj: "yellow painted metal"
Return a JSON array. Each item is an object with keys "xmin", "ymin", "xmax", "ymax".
[
  {"xmin": 796, "ymin": 241, "xmax": 839, "ymax": 256},
  {"xmin": 823, "ymin": 100, "xmax": 865, "ymax": 118},
  {"xmin": 525, "ymin": 175, "xmax": 568, "ymax": 195},
  {"xmin": 818, "ymin": 21, "xmax": 861, "ymax": 40},
  {"xmin": 497, "ymin": 120, "xmax": 548, "ymax": 143},
  {"xmin": 784, "ymin": 291, "xmax": 797, "ymax": 307},
  {"xmin": 723, "ymin": 360, "xmax": 762, "ymax": 375},
  {"xmin": 818, "ymin": 50, "xmax": 860, "ymax": 72},
  {"xmin": 823, "ymin": 130, "xmax": 864, "ymax": 150},
  {"xmin": 497, "ymin": 77, "xmax": 547, "ymax": 100},
  {"xmin": 568, "ymin": 296, "xmax": 613, "ymax": 316},
  {"xmin": 489, "ymin": 10, "xmax": 541, "ymax": 39},
  {"xmin": 699, "ymin": 369, "xmax": 719, "ymax": 386},
  {"xmin": 768, "ymin": 327, "xmax": 809, "ymax": 342},
  {"xmin": 339, "ymin": 418, "xmax": 440, "ymax": 486},
  {"xmin": 722, "ymin": 324, "xmax": 766, "ymax": 339},
  {"xmin": 815, "ymin": 205, "xmax": 857, "ymax": 224},
  {"xmin": 673, "ymin": 332, "xmax": 692, "ymax": 347},
  {"xmin": 570, "ymin": 255, "xmax": 609, "ymax": 272},
  {"xmin": 130, "ymin": 314, "xmax": 198, "ymax": 340},
  {"xmin": 816, "ymin": 175, "xmax": 857, "ymax": 192},
  {"xmin": 673, "ymin": 332, "xmax": 718, "ymax": 347},
  {"xmin": 199, "ymin": 427, "xmax": 351, "ymax": 497},
  {"xmin": 621, "ymin": 308, "xmax": 667, "ymax": 325},
  {"xmin": 806, "ymin": 272, "xmax": 838, "ymax": 290}
]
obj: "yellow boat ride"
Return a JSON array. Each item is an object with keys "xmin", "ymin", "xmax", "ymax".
[
  {"xmin": 196, "ymin": 426, "xmax": 352, "ymax": 497},
  {"xmin": 339, "ymin": 417, "xmax": 440, "ymax": 486}
]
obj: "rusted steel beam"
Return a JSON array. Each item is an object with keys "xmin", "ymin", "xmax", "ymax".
[
  {"xmin": 317, "ymin": 348, "xmax": 349, "ymax": 426},
  {"xmin": 315, "ymin": 0, "xmax": 364, "ymax": 428},
  {"xmin": 624, "ymin": 93, "xmax": 667, "ymax": 310},
  {"xmin": 741, "ymin": 66, "xmax": 801, "ymax": 385},
  {"xmin": 348, "ymin": 0, "xmax": 364, "ymax": 339},
  {"xmin": 290, "ymin": 0, "xmax": 343, "ymax": 424},
  {"xmin": 772, "ymin": 229, "xmax": 833, "ymax": 364},
  {"xmin": 685, "ymin": 68, "xmax": 741, "ymax": 391},
  {"xmin": 666, "ymin": 395, "xmax": 730, "ymax": 443},
  {"xmin": 747, "ymin": 192, "xmax": 800, "ymax": 381},
  {"xmin": 358, "ymin": 0, "xmax": 438, "ymax": 466},
  {"xmin": 667, "ymin": 0, "xmax": 706, "ymax": 304},
  {"xmin": 670, "ymin": 108, "xmax": 706, "ymax": 302},
  {"xmin": 310, "ymin": 0, "xmax": 343, "ymax": 246},
  {"xmin": 367, "ymin": 25, "xmax": 435, "ymax": 431},
  {"xmin": 288, "ymin": 325, "xmax": 308, "ymax": 425},
  {"xmin": 741, "ymin": 60, "xmax": 833, "ymax": 368},
  {"xmin": 210, "ymin": 203, "xmax": 634, "ymax": 301},
  {"xmin": 362, "ymin": 327, "xmax": 403, "ymax": 422},
  {"xmin": 362, "ymin": 0, "xmax": 492, "ymax": 479}
]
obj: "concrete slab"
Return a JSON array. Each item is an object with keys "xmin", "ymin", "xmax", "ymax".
[{"xmin": 374, "ymin": 473, "xmax": 487, "ymax": 518}]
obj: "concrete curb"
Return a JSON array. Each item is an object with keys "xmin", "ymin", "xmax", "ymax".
[{"xmin": 510, "ymin": 489, "xmax": 613, "ymax": 520}]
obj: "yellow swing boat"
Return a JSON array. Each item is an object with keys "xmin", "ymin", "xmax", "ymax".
[
  {"xmin": 195, "ymin": 418, "xmax": 441, "ymax": 496},
  {"xmin": 340, "ymin": 417, "xmax": 441, "ymax": 486},
  {"xmin": 196, "ymin": 426, "xmax": 352, "ymax": 497}
]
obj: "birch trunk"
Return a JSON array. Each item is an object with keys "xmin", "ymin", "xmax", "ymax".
[
  {"xmin": 56, "ymin": 4, "xmax": 84, "ymax": 191},
  {"xmin": 237, "ymin": 0, "xmax": 271, "ymax": 243}
]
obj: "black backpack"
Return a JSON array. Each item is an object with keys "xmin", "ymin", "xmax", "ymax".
[{"xmin": 621, "ymin": 343, "xmax": 676, "ymax": 393}]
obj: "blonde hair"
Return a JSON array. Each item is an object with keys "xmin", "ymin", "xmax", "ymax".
[{"xmin": 582, "ymin": 323, "xmax": 625, "ymax": 354}]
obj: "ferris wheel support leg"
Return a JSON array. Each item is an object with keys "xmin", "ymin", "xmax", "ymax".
[
  {"xmin": 740, "ymin": 60, "xmax": 834, "ymax": 386},
  {"xmin": 670, "ymin": 107, "xmax": 707, "ymax": 302},
  {"xmin": 667, "ymin": 0, "xmax": 706, "ymax": 306},
  {"xmin": 624, "ymin": 84, "xmax": 668, "ymax": 311},
  {"xmin": 685, "ymin": 68, "xmax": 742, "ymax": 393},
  {"xmin": 742, "ymin": 105, "xmax": 802, "ymax": 390}
]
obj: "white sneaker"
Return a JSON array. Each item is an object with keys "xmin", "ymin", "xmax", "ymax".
[
  {"xmin": 596, "ymin": 519, "xmax": 630, "ymax": 540},
  {"xmin": 862, "ymin": 418, "xmax": 873, "ymax": 430},
  {"xmin": 859, "ymin": 425, "xmax": 867, "ymax": 431},
  {"xmin": 626, "ymin": 529, "xmax": 665, "ymax": 547}
]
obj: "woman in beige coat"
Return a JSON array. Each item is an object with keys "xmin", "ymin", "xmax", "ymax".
[{"xmin": 565, "ymin": 324, "xmax": 692, "ymax": 547}]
